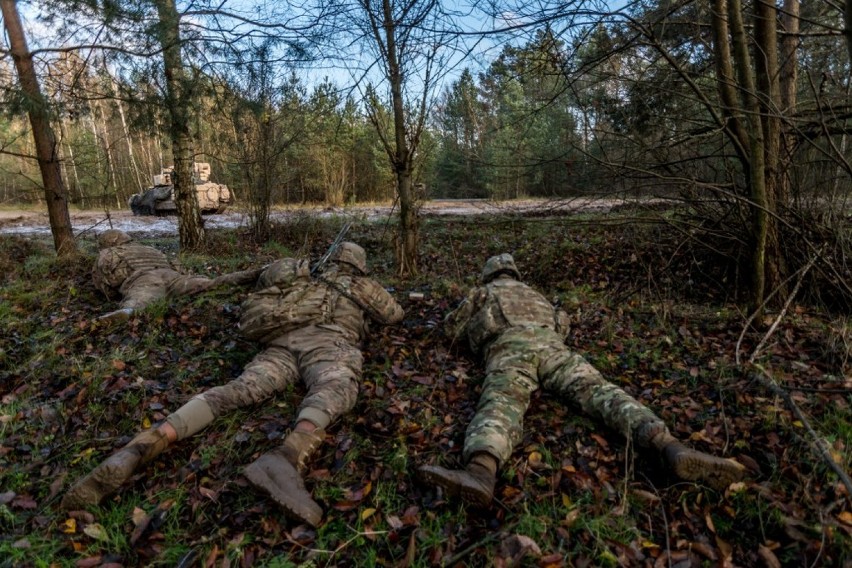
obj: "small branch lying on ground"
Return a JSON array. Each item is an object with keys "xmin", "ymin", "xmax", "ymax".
[{"xmin": 751, "ymin": 364, "xmax": 852, "ymax": 503}]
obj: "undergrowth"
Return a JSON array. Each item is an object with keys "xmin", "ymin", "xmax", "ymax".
[{"xmin": 0, "ymin": 212, "xmax": 849, "ymax": 567}]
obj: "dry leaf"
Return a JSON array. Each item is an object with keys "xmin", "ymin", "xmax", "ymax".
[
  {"xmin": 132, "ymin": 507, "xmax": 148, "ymax": 527},
  {"xmin": 62, "ymin": 518, "xmax": 77, "ymax": 534},
  {"xmin": 757, "ymin": 545, "xmax": 781, "ymax": 568},
  {"xmin": 83, "ymin": 523, "xmax": 108, "ymax": 541}
]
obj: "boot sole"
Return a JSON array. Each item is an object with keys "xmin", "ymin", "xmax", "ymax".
[
  {"xmin": 672, "ymin": 454, "xmax": 746, "ymax": 490},
  {"xmin": 244, "ymin": 454, "xmax": 323, "ymax": 527},
  {"xmin": 418, "ymin": 465, "xmax": 493, "ymax": 507}
]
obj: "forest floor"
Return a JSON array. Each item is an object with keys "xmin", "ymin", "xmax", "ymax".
[{"xmin": 0, "ymin": 208, "xmax": 850, "ymax": 567}]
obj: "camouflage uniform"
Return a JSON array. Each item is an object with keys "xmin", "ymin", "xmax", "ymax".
[
  {"xmin": 165, "ymin": 254, "xmax": 404, "ymax": 438},
  {"xmin": 92, "ymin": 229, "xmax": 258, "ymax": 316},
  {"xmin": 419, "ymin": 254, "xmax": 745, "ymax": 503},
  {"xmin": 63, "ymin": 242, "xmax": 404, "ymax": 525},
  {"xmin": 446, "ymin": 272, "xmax": 665, "ymax": 466}
]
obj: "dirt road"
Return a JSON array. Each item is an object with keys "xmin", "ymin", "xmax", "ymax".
[{"xmin": 0, "ymin": 198, "xmax": 632, "ymax": 239}]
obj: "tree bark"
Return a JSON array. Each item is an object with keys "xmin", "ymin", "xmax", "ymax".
[
  {"xmin": 727, "ymin": 0, "xmax": 768, "ymax": 313},
  {"xmin": 754, "ymin": 0, "xmax": 784, "ymax": 301},
  {"xmin": 711, "ymin": 0, "xmax": 750, "ymax": 170},
  {"xmin": 779, "ymin": 0, "xmax": 799, "ymax": 205},
  {"xmin": 110, "ymin": 70, "xmax": 145, "ymax": 194},
  {"xmin": 154, "ymin": 0, "xmax": 204, "ymax": 250},
  {"xmin": 382, "ymin": 0, "xmax": 419, "ymax": 276},
  {"xmin": 845, "ymin": 0, "xmax": 852, "ymax": 65},
  {"xmin": 1, "ymin": 0, "xmax": 77, "ymax": 256}
]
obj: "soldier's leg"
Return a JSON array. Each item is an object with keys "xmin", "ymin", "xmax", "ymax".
[
  {"xmin": 267, "ymin": 333, "xmax": 362, "ymax": 472},
  {"xmin": 99, "ymin": 271, "xmax": 171, "ymax": 322},
  {"xmin": 61, "ymin": 427, "xmax": 172, "ymax": 510},
  {"xmin": 62, "ymin": 347, "xmax": 298, "ymax": 509},
  {"xmin": 420, "ymin": 337, "xmax": 539, "ymax": 506},
  {"xmin": 165, "ymin": 274, "xmax": 216, "ymax": 297},
  {"xmin": 242, "ymin": 338, "xmax": 335, "ymax": 526},
  {"xmin": 291, "ymin": 328, "xmax": 364, "ymax": 429},
  {"xmin": 170, "ymin": 345, "xmax": 299, "ymax": 438},
  {"xmin": 539, "ymin": 348, "xmax": 745, "ymax": 490}
]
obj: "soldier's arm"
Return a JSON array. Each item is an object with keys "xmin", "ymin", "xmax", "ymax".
[
  {"xmin": 444, "ymin": 286, "xmax": 484, "ymax": 341},
  {"xmin": 348, "ymin": 277, "xmax": 404, "ymax": 325},
  {"xmin": 254, "ymin": 258, "xmax": 310, "ymax": 290},
  {"xmin": 555, "ymin": 308, "xmax": 571, "ymax": 340},
  {"xmin": 92, "ymin": 250, "xmax": 124, "ymax": 299},
  {"xmin": 210, "ymin": 266, "xmax": 266, "ymax": 289}
]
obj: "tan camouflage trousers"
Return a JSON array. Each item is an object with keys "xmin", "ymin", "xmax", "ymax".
[
  {"xmin": 119, "ymin": 268, "xmax": 214, "ymax": 311},
  {"xmin": 166, "ymin": 325, "xmax": 363, "ymax": 440},
  {"xmin": 463, "ymin": 326, "xmax": 667, "ymax": 466}
]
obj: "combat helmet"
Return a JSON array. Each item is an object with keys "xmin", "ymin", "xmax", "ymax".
[
  {"xmin": 330, "ymin": 242, "xmax": 368, "ymax": 274},
  {"xmin": 97, "ymin": 229, "xmax": 133, "ymax": 249},
  {"xmin": 481, "ymin": 253, "xmax": 520, "ymax": 283}
]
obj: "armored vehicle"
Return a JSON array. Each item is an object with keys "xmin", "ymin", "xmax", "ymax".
[{"xmin": 128, "ymin": 162, "xmax": 232, "ymax": 216}]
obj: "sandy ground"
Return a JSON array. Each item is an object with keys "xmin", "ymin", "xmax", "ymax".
[{"xmin": 0, "ymin": 197, "xmax": 636, "ymax": 239}]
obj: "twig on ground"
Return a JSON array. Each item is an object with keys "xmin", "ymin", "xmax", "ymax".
[
  {"xmin": 748, "ymin": 254, "xmax": 820, "ymax": 364},
  {"xmin": 751, "ymin": 364, "xmax": 852, "ymax": 503},
  {"xmin": 735, "ymin": 252, "xmax": 820, "ymax": 365},
  {"xmin": 441, "ymin": 531, "xmax": 501, "ymax": 567}
]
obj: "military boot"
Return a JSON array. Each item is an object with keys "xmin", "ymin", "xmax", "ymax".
[
  {"xmin": 61, "ymin": 429, "xmax": 170, "ymax": 510},
  {"xmin": 417, "ymin": 453, "xmax": 498, "ymax": 506},
  {"xmin": 98, "ymin": 308, "xmax": 134, "ymax": 324},
  {"xmin": 279, "ymin": 429, "xmax": 325, "ymax": 473},
  {"xmin": 652, "ymin": 433, "xmax": 747, "ymax": 490},
  {"xmin": 243, "ymin": 429, "xmax": 325, "ymax": 527}
]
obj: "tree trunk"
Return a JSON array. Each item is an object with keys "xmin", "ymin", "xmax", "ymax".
[
  {"xmin": 110, "ymin": 71, "xmax": 145, "ymax": 193},
  {"xmin": 94, "ymin": 98, "xmax": 121, "ymax": 208},
  {"xmin": 711, "ymin": 0, "xmax": 750, "ymax": 171},
  {"xmin": 754, "ymin": 0, "xmax": 784, "ymax": 301},
  {"xmin": 383, "ymin": 0, "xmax": 419, "ymax": 276},
  {"xmin": 727, "ymin": 0, "xmax": 768, "ymax": 313},
  {"xmin": 779, "ymin": 0, "xmax": 799, "ymax": 205},
  {"xmin": 1, "ymin": 0, "xmax": 77, "ymax": 256},
  {"xmin": 57, "ymin": 118, "xmax": 81, "ymax": 204},
  {"xmin": 154, "ymin": 0, "xmax": 204, "ymax": 250},
  {"xmin": 845, "ymin": 0, "xmax": 852, "ymax": 65},
  {"xmin": 396, "ymin": 168, "xmax": 419, "ymax": 275}
]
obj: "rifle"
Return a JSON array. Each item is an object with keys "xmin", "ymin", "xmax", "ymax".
[{"xmin": 311, "ymin": 221, "xmax": 352, "ymax": 275}]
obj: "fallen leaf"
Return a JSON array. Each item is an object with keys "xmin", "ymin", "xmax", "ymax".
[
  {"xmin": 386, "ymin": 515, "xmax": 403, "ymax": 530},
  {"xmin": 68, "ymin": 510, "xmax": 95, "ymax": 524},
  {"xmin": 630, "ymin": 489, "xmax": 660, "ymax": 504},
  {"xmin": 361, "ymin": 507, "xmax": 377, "ymax": 521},
  {"xmin": 62, "ymin": 518, "xmax": 77, "ymax": 534},
  {"xmin": 590, "ymin": 434, "xmax": 609, "ymax": 448},
  {"xmin": 71, "ymin": 447, "xmax": 95, "ymax": 465},
  {"xmin": 538, "ymin": 552, "xmax": 565, "ymax": 567},
  {"xmin": 11, "ymin": 496, "xmax": 37, "ymax": 509},
  {"xmin": 198, "ymin": 486, "xmax": 218, "ymax": 501},
  {"xmin": 497, "ymin": 533, "xmax": 542, "ymax": 567},
  {"xmin": 83, "ymin": 523, "xmax": 109, "ymax": 541},
  {"xmin": 757, "ymin": 545, "xmax": 781, "ymax": 568}
]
